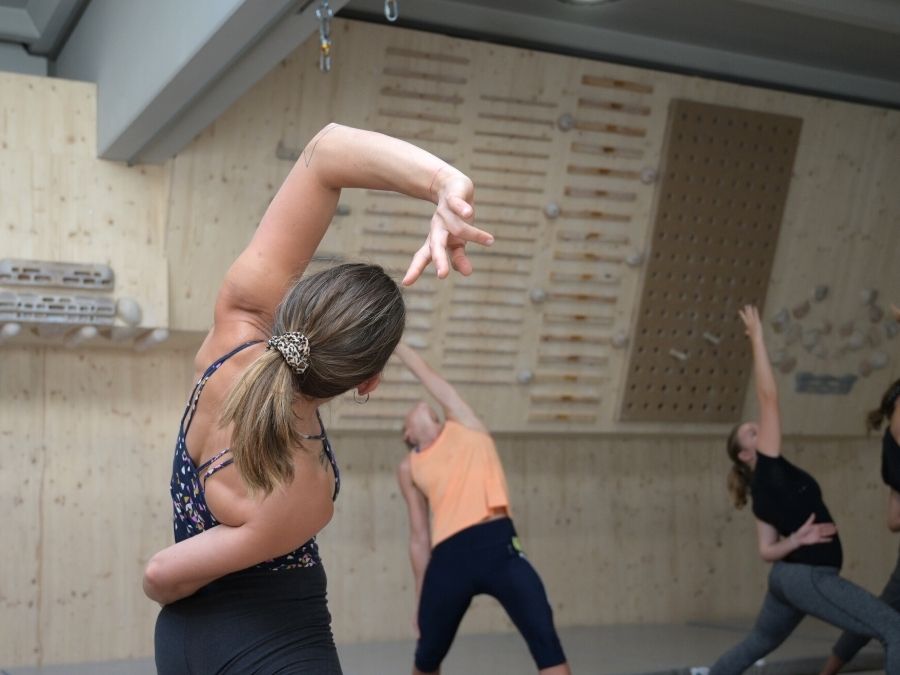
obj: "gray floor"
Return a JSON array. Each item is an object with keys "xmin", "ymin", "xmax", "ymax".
[{"xmin": 2, "ymin": 619, "xmax": 885, "ymax": 674}]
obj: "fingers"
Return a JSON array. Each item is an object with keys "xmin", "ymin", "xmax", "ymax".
[
  {"xmin": 448, "ymin": 243, "xmax": 473, "ymax": 276},
  {"xmin": 446, "ymin": 194, "xmax": 473, "ymax": 219},
  {"xmin": 817, "ymin": 523, "xmax": 838, "ymax": 537},
  {"xmin": 442, "ymin": 196, "xmax": 494, "ymax": 246},
  {"xmin": 803, "ymin": 513, "xmax": 816, "ymax": 527},
  {"xmin": 429, "ymin": 222, "xmax": 451, "ymax": 279},
  {"xmin": 402, "ymin": 242, "xmax": 432, "ymax": 286}
]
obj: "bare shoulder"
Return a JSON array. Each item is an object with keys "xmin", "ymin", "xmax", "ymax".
[{"xmin": 193, "ymin": 318, "xmax": 269, "ymax": 377}]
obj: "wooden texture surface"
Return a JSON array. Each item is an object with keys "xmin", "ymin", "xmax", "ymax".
[{"xmin": 2, "ymin": 18, "xmax": 900, "ymax": 669}]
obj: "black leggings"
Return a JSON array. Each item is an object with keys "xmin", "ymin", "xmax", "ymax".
[
  {"xmin": 415, "ymin": 518, "xmax": 566, "ymax": 673},
  {"xmin": 155, "ymin": 563, "xmax": 342, "ymax": 674}
]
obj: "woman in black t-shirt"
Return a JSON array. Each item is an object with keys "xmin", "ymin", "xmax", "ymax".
[
  {"xmin": 709, "ymin": 306, "xmax": 900, "ymax": 675},
  {"xmin": 821, "ymin": 377, "xmax": 900, "ymax": 675}
]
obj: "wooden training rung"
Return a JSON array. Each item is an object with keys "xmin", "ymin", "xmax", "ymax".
[
  {"xmin": 378, "ymin": 109, "xmax": 461, "ymax": 125},
  {"xmin": 385, "ymin": 46, "xmax": 471, "ymax": 65},
  {"xmin": 556, "ymin": 230, "xmax": 629, "ymax": 245},
  {"xmin": 477, "ymin": 182, "xmax": 543, "ymax": 194},
  {"xmin": 527, "ymin": 412, "xmax": 598, "ymax": 423},
  {"xmin": 540, "ymin": 334, "xmax": 609, "ymax": 345},
  {"xmin": 564, "ymin": 187, "xmax": 637, "ymax": 201},
  {"xmin": 573, "ymin": 119, "xmax": 647, "ymax": 137},
  {"xmin": 576, "ymin": 97, "xmax": 651, "ymax": 116},
  {"xmin": 547, "ymin": 290, "xmax": 618, "ymax": 303},
  {"xmin": 543, "ymin": 313, "xmax": 614, "ymax": 326},
  {"xmin": 581, "ymin": 74, "xmax": 653, "ymax": 93},
  {"xmin": 566, "ymin": 164, "xmax": 641, "ymax": 180},
  {"xmin": 380, "ymin": 87, "xmax": 465, "ymax": 105},
  {"xmin": 570, "ymin": 142, "xmax": 644, "ymax": 159},
  {"xmin": 529, "ymin": 393, "xmax": 601, "ymax": 404},
  {"xmin": 549, "ymin": 271, "xmax": 621, "ymax": 284},
  {"xmin": 476, "ymin": 199, "xmax": 542, "ymax": 211},
  {"xmin": 383, "ymin": 67, "xmax": 467, "ymax": 85},
  {"xmin": 558, "ymin": 209, "xmax": 631, "ymax": 223},
  {"xmin": 553, "ymin": 252, "xmax": 625, "ymax": 265},
  {"xmin": 473, "ymin": 148, "xmax": 550, "ymax": 160},
  {"xmin": 474, "ymin": 130, "xmax": 552, "ymax": 142},
  {"xmin": 470, "ymin": 165, "xmax": 548, "ymax": 177},
  {"xmin": 479, "ymin": 94, "xmax": 558, "ymax": 109},
  {"xmin": 477, "ymin": 112, "xmax": 555, "ymax": 127}
]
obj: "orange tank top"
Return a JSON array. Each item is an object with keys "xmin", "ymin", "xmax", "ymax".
[{"xmin": 409, "ymin": 420, "xmax": 511, "ymax": 547}]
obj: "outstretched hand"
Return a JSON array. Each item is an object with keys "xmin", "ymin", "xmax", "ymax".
[
  {"xmin": 892, "ymin": 304, "xmax": 900, "ymax": 323},
  {"xmin": 402, "ymin": 168, "xmax": 494, "ymax": 286},
  {"xmin": 792, "ymin": 513, "xmax": 837, "ymax": 547},
  {"xmin": 738, "ymin": 305, "xmax": 764, "ymax": 342}
]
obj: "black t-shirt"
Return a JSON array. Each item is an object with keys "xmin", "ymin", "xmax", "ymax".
[
  {"xmin": 750, "ymin": 453, "xmax": 843, "ymax": 568},
  {"xmin": 881, "ymin": 428, "xmax": 900, "ymax": 492}
]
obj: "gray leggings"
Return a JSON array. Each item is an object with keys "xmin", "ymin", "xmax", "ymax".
[
  {"xmin": 832, "ymin": 542, "xmax": 900, "ymax": 664},
  {"xmin": 710, "ymin": 561, "xmax": 900, "ymax": 675}
]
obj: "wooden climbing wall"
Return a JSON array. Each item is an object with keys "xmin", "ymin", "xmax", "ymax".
[
  {"xmin": 163, "ymin": 19, "xmax": 900, "ymax": 434},
  {"xmin": 304, "ymin": 32, "xmax": 662, "ymax": 428},
  {"xmin": 620, "ymin": 100, "xmax": 802, "ymax": 422}
]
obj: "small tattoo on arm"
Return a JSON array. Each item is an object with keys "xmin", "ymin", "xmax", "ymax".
[{"xmin": 301, "ymin": 124, "xmax": 337, "ymax": 168}]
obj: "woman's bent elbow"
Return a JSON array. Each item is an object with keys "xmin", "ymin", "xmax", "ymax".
[{"xmin": 143, "ymin": 555, "xmax": 177, "ymax": 604}]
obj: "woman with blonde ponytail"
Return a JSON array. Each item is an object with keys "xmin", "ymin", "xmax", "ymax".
[
  {"xmin": 708, "ymin": 306, "xmax": 900, "ymax": 675},
  {"xmin": 143, "ymin": 124, "xmax": 494, "ymax": 674}
]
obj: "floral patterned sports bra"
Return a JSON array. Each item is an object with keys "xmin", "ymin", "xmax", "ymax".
[{"xmin": 168, "ymin": 340, "xmax": 340, "ymax": 571}]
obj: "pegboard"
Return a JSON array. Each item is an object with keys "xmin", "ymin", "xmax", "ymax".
[{"xmin": 620, "ymin": 100, "xmax": 802, "ymax": 423}]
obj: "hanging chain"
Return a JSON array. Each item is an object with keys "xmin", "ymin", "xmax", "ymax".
[
  {"xmin": 316, "ymin": 0, "xmax": 334, "ymax": 72},
  {"xmin": 384, "ymin": 0, "xmax": 399, "ymax": 22}
]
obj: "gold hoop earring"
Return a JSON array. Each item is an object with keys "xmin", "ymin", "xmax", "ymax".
[{"xmin": 354, "ymin": 391, "xmax": 369, "ymax": 404}]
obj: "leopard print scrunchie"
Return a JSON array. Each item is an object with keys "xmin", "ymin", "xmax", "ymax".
[{"xmin": 266, "ymin": 331, "xmax": 310, "ymax": 375}]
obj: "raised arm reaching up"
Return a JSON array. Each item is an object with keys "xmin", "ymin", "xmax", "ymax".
[
  {"xmin": 215, "ymin": 124, "xmax": 494, "ymax": 335},
  {"xmin": 740, "ymin": 305, "xmax": 782, "ymax": 458},
  {"xmin": 393, "ymin": 343, "xmax": 487, "ymax": 433}
]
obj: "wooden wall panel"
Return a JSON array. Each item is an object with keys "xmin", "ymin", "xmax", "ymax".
[
  {"xmin": 0, "ymin": 73, "xmax": 170, "ymax": 340},
  {"xmin": 621, "ymin": 101, "xmax": 802, "ymax": 422},
  {"xmin": 0, "ymin": 344, "xmax": 895, "ymax": 665},
  {"xmin": 163, "ymin": 20, "xmax": 900, "ymax": 435},
  {"xmin": 3, "ymin": 16, "xmax": 900, "ymax": 671}
]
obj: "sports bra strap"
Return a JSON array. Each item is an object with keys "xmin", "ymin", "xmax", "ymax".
[
  {"xmin": 202, "ymin": 455, "xmax": 234, "ymax": 486},
  {"xmin": 180, "ymin": 340, "xmax": 263, "ymax": 437}
]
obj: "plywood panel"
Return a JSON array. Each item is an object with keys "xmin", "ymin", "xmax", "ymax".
[
  {"xmin": 0, "ymin": 348, "xmax": 44, "ymax": 664},
  {"xmin": 0, "ymin": 73, "xmax": 170, "ymax": 342},
  {"xmin": 621, "ymin": 101, "xmax": 801, "ymax": 422},
  {"xmin": 161, "ymin": 20, "xmax": 900, "ymax": 435}
]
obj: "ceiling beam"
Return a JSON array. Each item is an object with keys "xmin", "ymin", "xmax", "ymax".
[
  {"xmin": 55, "ymin": 0, "xmax": 349, "ymax": 164},
  {"xmin": 736, "ymin": 0, "xmax": 900, "ymax": 34},
  {"xmin": 344, "ymin": 0, "xmax": 900, "ymax": 109}
]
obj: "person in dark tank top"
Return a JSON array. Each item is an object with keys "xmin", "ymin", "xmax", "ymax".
[
  {"xmin": 143, "ymin": 124, "xmax": 494, "ymax": 675},
  {"xmin": 707, "ymin": 306, "xmax": 900, "ymax": 675},
  {"xmin": 821, "ymin": 373, "xmax": 900, "ymax": 675}
]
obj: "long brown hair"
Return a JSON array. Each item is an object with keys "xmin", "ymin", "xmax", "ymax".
[
  {"xmin": 726, "ymin": 424, "xmax": 753, "ymax": 509},
  {"xmin": 221, "ymin": 263, "xmax": 405, "ymax": 494},
  {"xmin": 868, "ymin": 377, "xmax": 900, "ymax": 433}
]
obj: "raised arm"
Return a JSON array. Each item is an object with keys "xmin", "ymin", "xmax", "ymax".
[
  {"xmin": 394, "ymin": 342, "xmax": 487, "ymax": 432},
  {"xmin": 740, "ymin": 305, "xmax": 781, "ymax": 458},
  {"xmin": 215, "ymin": 124, "xmax": 494, "ymax": 330},
  {"xmin": 397, "ymin": 456, "xmax": 431, "ymax": 611}
]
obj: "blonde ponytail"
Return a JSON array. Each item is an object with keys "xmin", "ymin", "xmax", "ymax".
[
  {"xmin": 220, "ymin": 263, "xmax": 405, "ymax": 495},
  {"xmin": 726, "ymin": 423, "xmax": 753, "ymax": 509},
  {"xmin": 727, "ymin": 463, "xmax": 752, "ymax": 509},
  {"xmin": 220, "ymin": 348, "xmax": 303, "ymax": 495}
]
